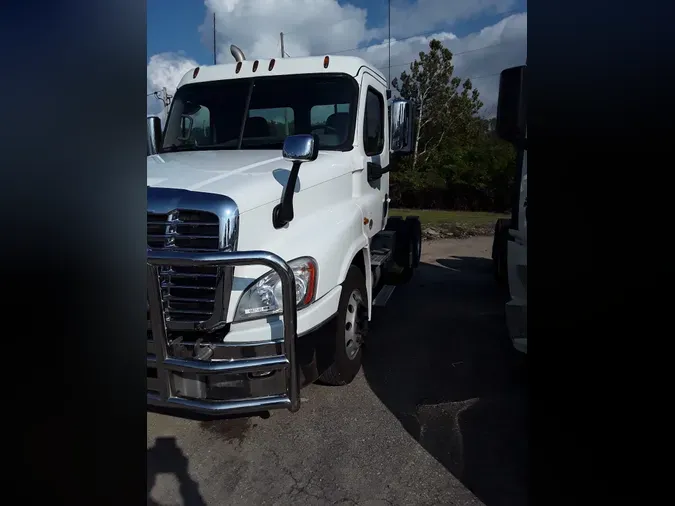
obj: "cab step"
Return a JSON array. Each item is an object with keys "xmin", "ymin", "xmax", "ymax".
[
  {"xmin": 371, "ymin": 248, "xmax": 392, "ymax": 267},
  {"xmin": 370, "ymin": 230, "xmax": 396, "ymax": 267},
  {"xmin": 373, "ymin": 284, "xmax": 396, "ymax": 307}
]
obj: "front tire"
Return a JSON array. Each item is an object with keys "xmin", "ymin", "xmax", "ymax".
[{"xmin": 318, "ymin": 266, "xmax": 369, "ymax": 386}]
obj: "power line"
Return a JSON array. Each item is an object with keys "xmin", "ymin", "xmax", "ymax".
[
  {"xmin": 458, "ymin": 71, "xmax": 501, "ymax": 81},
  {"xmin": 286, "ymin": 8, "xmax": 524, "ymax": 57},
  {"xmin": 326, "ymin": 37, "xmax": 520, "ymax": 61}
]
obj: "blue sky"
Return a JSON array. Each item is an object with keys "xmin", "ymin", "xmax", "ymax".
[{"xmin": 147, "ymin": 0, "xmax": 527, "ymax": 116}]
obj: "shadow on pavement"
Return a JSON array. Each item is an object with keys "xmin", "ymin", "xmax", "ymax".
[
  {"xmin": 147, "ymin": 437, "xmax": 207, "ymax": 506},
  {"xmin": 363, "ymin": 256, "xmax": 528, "ymax": 506}
]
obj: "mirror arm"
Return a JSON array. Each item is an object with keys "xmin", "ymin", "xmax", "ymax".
[{"xmin": 273, "ymin": 160, "xmax": 302, "ymax": 229}]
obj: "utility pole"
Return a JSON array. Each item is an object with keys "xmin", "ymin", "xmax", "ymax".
[
  {"xmin": 161, "ymin": 87, "xmax": 171, "ymax": 108},
  {"xmin": 388, "ymin": 0, "xmax": 391, "ymax": 87},
  {"xmin": 280, "ymin": 32, "xmax": 285, "ymax": 58},
  {"xmin": 213, "ymin": 13, "xmax": 217, "ymax": 65}
]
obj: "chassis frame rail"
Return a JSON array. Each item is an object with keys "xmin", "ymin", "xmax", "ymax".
[{"xmin": 147, "ymin": 249, "xmax": 300, "ymax": 415}]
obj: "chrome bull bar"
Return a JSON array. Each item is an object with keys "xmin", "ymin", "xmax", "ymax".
[{"xmin": 147, "ymin": 250, "xmax": 300, "ymax": 415}]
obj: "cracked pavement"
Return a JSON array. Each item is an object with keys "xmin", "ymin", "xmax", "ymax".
[{"xmin": 147, "ymin": 236, "xmax": 528, "ymax": 506}]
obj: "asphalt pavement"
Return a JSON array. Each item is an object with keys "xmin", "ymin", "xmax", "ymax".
[{"xmin": 147, "ymin": 236, "xmax": 528, "ymax": 506}]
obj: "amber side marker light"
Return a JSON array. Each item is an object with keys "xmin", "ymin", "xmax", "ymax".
[
  {"xmin": 192, "ymin": 67, "xmax": 200, "ymax": 78},
  {"xmin": 323, "ymin": 56, "xmax": 330, "ymax": 68},
  {"xmin": 302, "ymin": 263, "xmax": 318, "ymax": 305}
]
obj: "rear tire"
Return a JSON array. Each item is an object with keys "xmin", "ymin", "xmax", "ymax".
[
  {"xmin": 382, "ymin": 216, "xmax": 419, "ymax": 285},
  {"xmin": 492, "ymin": 218, "xmax": 511, "ymax": 285},
  {"xmin": 405, "ymin": 216, "xmax": 422, "ymax": 268},
  {"xmin": 318, "ymin": 266, "xmax": 369, "ymax": 386}
]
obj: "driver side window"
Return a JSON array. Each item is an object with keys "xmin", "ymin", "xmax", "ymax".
[{"xmin": 363, "ymin": 87, "xmax": 384, "ymax": 156}]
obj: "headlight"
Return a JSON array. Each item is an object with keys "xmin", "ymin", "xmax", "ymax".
[{"xmin": 234, "ymin": 257, "xmax": 317, "ymax": 322}]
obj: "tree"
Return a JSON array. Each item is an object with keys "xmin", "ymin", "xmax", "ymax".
[
  {"xmin": 392, "ymin": 39, "xmax": 483, "ymax": 172},
  {"xmin": 389, "ymin": 39, "xmax": 515, "ymax": 212}
]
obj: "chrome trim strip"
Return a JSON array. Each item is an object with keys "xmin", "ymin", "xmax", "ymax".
[
  {"xmin": 147, "ymin": 249, "xmax": 300, "ymax": 415},
  {"xmin": 147, "ymin": 187, "xmax": 240, "ymax": 252}
]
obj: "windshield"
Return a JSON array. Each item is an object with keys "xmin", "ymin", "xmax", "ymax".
[{"xmin": 162, "ymin": 73, "xmax": 358, "ymax": 153}]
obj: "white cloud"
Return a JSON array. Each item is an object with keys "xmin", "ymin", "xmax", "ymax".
[
  {"xmin": 147, "ymin": 52, "xmax": 199, "ymax": 118},
  {"xmin": 147, "ymin": 1, "xmax": 526, "ymax": 117},
  {"xmin": 372, "ymin": 0, "xmax": 518, "ymax": 41},
  {"xmin": 362, "ymin": 13, "xmax": 528, "ymax": 115}
]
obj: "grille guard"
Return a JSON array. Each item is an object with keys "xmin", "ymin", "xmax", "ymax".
[{"xmin": 147, "ymin": 249, "xmax": 300, "ymax": 415}]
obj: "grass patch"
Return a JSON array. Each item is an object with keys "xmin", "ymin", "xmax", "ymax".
[
  {"xmin": 389, "ymin": 209, "xmax": 509, "ymax": 226},
  {"xmin": 389, "ymin": 208, "xmax": 510, "ymax": 239}
]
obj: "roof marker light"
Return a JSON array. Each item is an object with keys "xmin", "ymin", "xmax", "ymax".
[
  {"xmin": 192, "ymin": 67, "xmax": 200, "ymax": 78},
  {"xmin": 323, "ymin": 56, "xmax": 330, "ymax": 68},
  {"xmin": 236, "ymin": 61, "xmax": 242, "ymax": 73},
  {"xmin": 252, "ymin": 60, "xmax": 259, "ymax": 72},
  {"xmin": 269, "ymin": 58, "xmax": 275, "ymax": 71}
]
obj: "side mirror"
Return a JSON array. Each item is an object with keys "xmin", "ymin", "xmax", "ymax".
[
  {"xmin": 274, "ymin": 134, "xmax": 319, "ymax": 228},
  {"xmin": 147, "ymin": 116, "xmax": 162, "ymax": 156},
  {"xmin": 390, "ymin": 98, "xmax": 413, "ymax": 155},
  {"xmin": 496, "ymin": 65, "xmax": 527, "ymax": 147},
  {"xmin": 282, "ymin": 134, "xmax": 318, "ymax": 162}
]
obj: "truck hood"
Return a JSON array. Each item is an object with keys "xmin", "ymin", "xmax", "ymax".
[{"xmin": 147, "ymin": 150, "xmax": 349, "ymax": 213}]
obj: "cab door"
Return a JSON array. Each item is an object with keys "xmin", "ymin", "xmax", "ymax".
[{"xmin": 356, "ymin": 71, "xmax": 390, "ymax": 237}]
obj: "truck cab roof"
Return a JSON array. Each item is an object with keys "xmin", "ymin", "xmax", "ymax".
[{"xmin": 177, "ymin": 55, "xmax": 387, "ymax": 90}]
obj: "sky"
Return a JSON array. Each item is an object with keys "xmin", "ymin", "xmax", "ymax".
[{"xmin": 147, "ymin": 0, "xmax": 527, "ymax": 119}]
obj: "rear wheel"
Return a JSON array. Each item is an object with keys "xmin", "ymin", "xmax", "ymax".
[
  {"xmin": 406, "ymin": 216, "xmax": 422, "ymax": 267},
  {"xmin": 492, "ymin": 218, "xmax": 511, "ymax": 285},
  {"xmin": 383, "ymin": 216, "xmax": 420, "ymax": 285},
  {"xmin": 318, "ymin": 266, "xmax": 369, "ymax": 386}
]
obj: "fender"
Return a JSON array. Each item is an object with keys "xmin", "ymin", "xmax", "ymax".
[
  {"xmin": 339, "ymin": 245, "xmax": 373, "ymax": 320},
  {"xmin": 336, "ymin": 204, "xmax": 373, "ymax": 320},
  {"xmin": 226, "ymin": 199, "xmax": 369, "ymax": 321}
]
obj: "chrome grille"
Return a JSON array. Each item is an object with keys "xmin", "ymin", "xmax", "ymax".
[{"xmin": 147, "ymin": 210, "xmax": 220, "ymax": 323}]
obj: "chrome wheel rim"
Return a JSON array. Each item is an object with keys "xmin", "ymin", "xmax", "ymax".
[{"xmin": 344, "ymin": 289, "xmax": 366, "ymax": 360}]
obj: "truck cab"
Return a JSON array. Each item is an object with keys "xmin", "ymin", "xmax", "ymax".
[{"xmin": 146, "ymin": 48, "xmax": 420, "ymax": 416}]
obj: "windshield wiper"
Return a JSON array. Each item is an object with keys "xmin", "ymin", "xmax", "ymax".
[{"xmin": 162, "ymin": 143, "xmax": 197, "ymax": 153}]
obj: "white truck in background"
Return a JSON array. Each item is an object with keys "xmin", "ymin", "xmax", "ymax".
[
  {"xmin": 491, "ymin": 64, "xmax": 527, "ymax": 354},
  {"xmin": 146, "ymin": 45, "xmax": 421, "ymax": 416}
]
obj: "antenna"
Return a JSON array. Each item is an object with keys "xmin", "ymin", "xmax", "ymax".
[
  {"xmin": 388, "ymin": 0, "xmax": 391, "ymax": 87},
  {"xmin": 213, "ymin": 13, "xmax": 216, "ymax": 65}
]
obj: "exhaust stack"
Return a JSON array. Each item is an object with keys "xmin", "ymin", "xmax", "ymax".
[{"xmin": 230, "ymin": 45, "xmax": 246, "ymax": 62}]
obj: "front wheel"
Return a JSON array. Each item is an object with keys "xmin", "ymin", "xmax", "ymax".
[{"xmin": 318, "ymin": 266, "xmax": 369, "ymax": 386}]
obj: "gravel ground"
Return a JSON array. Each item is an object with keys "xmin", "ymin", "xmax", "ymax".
[{"xmin": 147, "ymin": 236, "xmax": 528, "ymax": 506}]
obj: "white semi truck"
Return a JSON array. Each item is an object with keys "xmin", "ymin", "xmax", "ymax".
[
  {"xmin": 491, "ymin": 64, "xmax": 527, "ymax": 354},
  {"xmin": 146, "ymin": 46, "xmax": 421, "ymax": 416}
]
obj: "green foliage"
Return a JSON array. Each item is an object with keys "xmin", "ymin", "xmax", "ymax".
[{"xmin": 391, "ymin": 39, "xmax": 516, "ymax": 212}]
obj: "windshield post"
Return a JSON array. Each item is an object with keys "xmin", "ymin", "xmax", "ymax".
[{"xmin": 237, "ymin": 80, "xmax": 255, "ymax": 150}]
